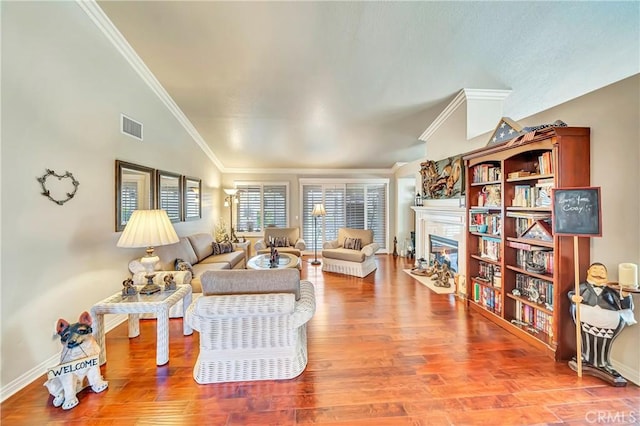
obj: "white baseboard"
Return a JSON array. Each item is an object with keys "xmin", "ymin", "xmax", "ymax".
[
  {"xmin": 0, "ymin": 314, "xmax": 127, "ymax": 403},
  {"xmin": 612, "ymin": 360, "xmax": 640, "ymax": 386}
]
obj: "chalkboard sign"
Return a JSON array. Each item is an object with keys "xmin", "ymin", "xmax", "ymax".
[{"xmin": 552, "ymin": 187, "xmax": 602, "ymax": 236}]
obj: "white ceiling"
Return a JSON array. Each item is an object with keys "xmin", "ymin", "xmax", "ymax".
[{"xmin": 97, "ymin": 1, "xmax": 639, "ymax": 172}]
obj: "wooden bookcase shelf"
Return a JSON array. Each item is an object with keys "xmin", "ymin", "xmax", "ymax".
[{"xmin": 463, "ymin": 127, "xmax": 591, "ymax": 360}]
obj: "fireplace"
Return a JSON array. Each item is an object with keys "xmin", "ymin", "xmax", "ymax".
[
  {"xmin": 429, "ymin": 235, "xmax": 458, "ymax": 274},
  {"xmin": 411, "ymin": 200, "xmax": 467, "ymax": 297}
]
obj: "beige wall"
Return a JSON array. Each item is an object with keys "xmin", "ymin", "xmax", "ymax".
[
  {"xmin": 398, "ymin": 75, "xmax": 640, "ymax": 383},
  {"xmin": 1, "ymin": 2, "xmax": 222, "ymax": 395}
]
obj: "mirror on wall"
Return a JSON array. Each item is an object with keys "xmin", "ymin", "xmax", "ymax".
[
  {"xmin": 115, "ymin": 160, "xmax": 156, "ymax": 232},
  {"xmin": 157, "ymin": 170, "xmax": 183, "ymax": 222},
  {"xmin": 183, "ymin": 176, "xmax": 202, "ymax": 221}
]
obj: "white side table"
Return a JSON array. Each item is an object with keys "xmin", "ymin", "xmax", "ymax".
[{"xmin": 91, "ymin": 284, "xmax": 192, "ymax": 366}]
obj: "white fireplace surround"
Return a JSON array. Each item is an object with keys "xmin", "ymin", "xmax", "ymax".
[{"xmin": 411, "ymin": 200, "xmax": 466, "ymax": 278}]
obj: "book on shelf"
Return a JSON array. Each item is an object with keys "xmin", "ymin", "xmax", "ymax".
[
  {"xmin": 479, "ymin": 236, "xmax": 501, "ymax": 261},
  {"xmin": 472, "ymin": 164, "xmax": 501, "ymax": 183},
  {"xmin": 514, "ymin": 300, "xmax": 553, "ymax": 337},
  {"xmin": 515, "ymin": 249, "xmax": 554, "ymax": 275},
  {"xmin": 537, "ymin": 152, "xmax": 554, "ymax": 175},
  {"xmin": 514, "ymin": 273, "xmax": 554, "ymax": 307}
]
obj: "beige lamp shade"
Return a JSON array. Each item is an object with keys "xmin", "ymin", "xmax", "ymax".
[
  {"xmin": 312, "ymin": 204, "xmax": 326, "ymax": 216},
  {"xmin": 117, "ymin": 209, "xmax": 179, "ymax": 248}
]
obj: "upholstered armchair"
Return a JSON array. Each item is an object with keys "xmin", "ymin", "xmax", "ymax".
[
  {"xmin": 321, "ymin": 228, "xmax": 381, "ymax": 277},
  {"xmin": 254, "ymin": 227, "xmax": 306, "ymax": 257},
  {"xmin": 185, "ymin": 269, "xmax": 316, "ymax": 384}
]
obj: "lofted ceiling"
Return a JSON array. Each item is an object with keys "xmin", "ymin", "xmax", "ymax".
[{"xmin": 96, "ymin": 1, "xmax": 639, "ymax": 172}]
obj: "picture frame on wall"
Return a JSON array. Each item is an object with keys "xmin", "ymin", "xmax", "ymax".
[
  {"xmin": 420, "ymin": 155, "xmax": 464, "ymax": 200},
  {"xmin": 183, "ymin": 176, "xmax": 202, "ymax": 221},
  {"xmin": 115, "ymin": 160, "xmax": 156, "ymax": 232},
  {"xmin": 156, "ymin": 170, "xmax": 183, "ymax": 222}
]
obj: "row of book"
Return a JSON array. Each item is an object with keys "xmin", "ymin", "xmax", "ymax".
[
  {"xmin": 537, "ymin": 151, "xmax": 554, "ymax": 175},
  {"xmin": 513, "ymin": 300, "xmax": 553, "ymax": 337},
  {"xmin": 477, "ymin": 261, "xmax": 502, "ymax": 288},
  {"xmin": 469, "ymin": 211, "xmax": 502, "ymax": 235},
  {"xmin": 514, "ymin": 273, "xmax": 554, "ymax": 307},
  {"xmin": 472, "ymin": 164, "xmax": 501, "ymax": 183},
  {"xmin": 478, "ymin": 236, "xmax": 501, "ymax": 261},
  {"xmin": 472, "ymin": 283, "xmax": 502, "ymax": 315},
  {"xmin": 515, "ymin": 248, "xmax": 554, "ymax": 275}
]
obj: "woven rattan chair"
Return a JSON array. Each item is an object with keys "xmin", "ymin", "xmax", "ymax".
[{"xmin": 185, "ymin": 269, "xmax": 316, "ymax": 383}]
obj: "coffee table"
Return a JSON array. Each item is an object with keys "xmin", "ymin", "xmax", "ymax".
[
  {"xmin": 91, "ymin": 284, "xmax": 192, "ymax": 366},
  {"xmin": 247, "ymin": 253, "xmax": 301, "ymax": 270}
]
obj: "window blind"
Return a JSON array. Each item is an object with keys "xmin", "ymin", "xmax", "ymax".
[{"xmin": 236, "ymin": 183, "xmax": 287, "ymax": 232}]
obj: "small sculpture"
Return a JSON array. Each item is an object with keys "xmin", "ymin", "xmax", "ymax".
[
  {"xmin": 44, "ymin": 312, "xmax": 108, "ymax": 410},
  {"xmin": 568, "ymin": 262, "xmax": 636, "ymax": 385},
  {"xmin": 163, "ymin": 274, "xmax": 177, "ymax": 291},
  {"xmin": 121, "ymin": 278, "xmax": 137, "ymax": 296}
]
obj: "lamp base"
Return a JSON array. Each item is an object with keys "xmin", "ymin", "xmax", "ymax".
[
  {"xmin": 139, "ymin": 274, "xmax": 161, "ymax": 295},
  {"xmin": 310, "ymin": 260, "xmax": 321, "ymax": 265}
]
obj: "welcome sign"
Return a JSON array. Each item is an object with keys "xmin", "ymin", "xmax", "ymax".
[{"xmin": 47, "ymin": 355, "xmax": 99, "ymax": 380}]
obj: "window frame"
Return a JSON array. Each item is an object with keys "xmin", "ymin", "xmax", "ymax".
[
  {"xmin": 299, "ymin": 178, "xmax": 389, "ymax": 253},
  {"xmin": 234, "ymin": 181, "xmax": 290, "ymax": 235}
]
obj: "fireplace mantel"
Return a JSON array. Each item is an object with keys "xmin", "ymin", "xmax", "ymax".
[{"xmin": 411, "ymin": 203, "xmax": 467, "ymax": 284}]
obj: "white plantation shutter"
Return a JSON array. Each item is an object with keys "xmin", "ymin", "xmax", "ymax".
[
  {"xmin": 323, "ymin": 185, "xmax": 345, "ymax": 244},
  {"xmin": 236, "ymin": 183, "xmax": 287, "ymax": 232},
  {"xmin": 302, "ymin": 180, "xmax": 388, "ymax": 251},
  {"xmin": 302, "ymin": 185, "xmax": 323, "ymax": 251},
  {"xmin": 366, "ymin": 183, "xmax": 387, "ymax": 247},
  {"xmin": 159, "ymin": 182, "xmax": 181, "ymax": 221},
  {"xmin": 120, "ymin": 181, "xmax": 138, "ymax": 226}
]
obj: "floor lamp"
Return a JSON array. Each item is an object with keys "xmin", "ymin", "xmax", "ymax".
[
  {"xmin": 223, "ymin": 188, "xmax": 239, "ymax": 243},
  {"xmin": 311, "ymin": 204, "xmax": 326, "ymax": 265}
]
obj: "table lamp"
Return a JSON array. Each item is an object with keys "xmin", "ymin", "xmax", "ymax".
[
  {"xmin": 311, "ymin": 203, "xmax": 326, "ymax": 265},
  {"xmin": 117, "ymin": 209, "xmax": 180, "ymax": 294}
]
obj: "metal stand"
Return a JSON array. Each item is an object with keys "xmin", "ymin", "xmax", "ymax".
[{"xmin": 311, "ymin": 215, "xmax": 321, "ymax": 265}]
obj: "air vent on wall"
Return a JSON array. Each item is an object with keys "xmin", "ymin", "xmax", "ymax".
[{"xmin": 121, "ymin": 114, "xmax": 143, "ymax": 141}]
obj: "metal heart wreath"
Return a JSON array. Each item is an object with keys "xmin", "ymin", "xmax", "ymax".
[{"xmin": 37, "ymin": 169, "xmax": 80, "ymax": 205}]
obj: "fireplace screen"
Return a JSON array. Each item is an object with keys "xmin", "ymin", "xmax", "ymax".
[{"xmin": 429, "ymin": 235, "xmax": 459, "ymax": 273}]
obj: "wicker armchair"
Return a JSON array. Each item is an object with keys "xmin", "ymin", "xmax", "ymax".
[{"xmin": 185, "ymin": 269, "xmax": 316, "ymax": 383}]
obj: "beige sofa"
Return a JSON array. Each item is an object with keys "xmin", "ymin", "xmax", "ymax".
[
  {"xmin": 133, "ymin": 233, "xmax": 246, "ymax": 293},
  {"xmin": 321, "ymin": 228, "xmax": 380, "ymax": 277},
  {"xmin": 186, "ymin": 269, "xmax": 316, "ymax": 383},
  {"xmin": 254, "ymin": 227, "xmax": 306, "ymax": 257}
]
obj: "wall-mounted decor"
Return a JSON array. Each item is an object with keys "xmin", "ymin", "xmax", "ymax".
[
  {"xmin": 157, "ymin": 170, "xmax": 183, "ymax": 222},
  {"xmin": 420, "ymin": 155, "xmax": 464, "ymax": 199},
  {"xmin": 115, "ymin": 160, "xmax": 155, "ymax": 232},
  {"xmin": 37, "ymin": 169, "xmax": 80, "ymax": 205},
  {"xmin": 486, "ymin": 117, "xmax": 523, "ymax": 146},
  {"xmin": 183, "ymin": 176, "xmax": 202, "ymax": 220}
]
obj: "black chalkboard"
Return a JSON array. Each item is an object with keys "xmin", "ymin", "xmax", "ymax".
[{"xmin": 552, "ymin": 187, "xmax": 602, "ymax": 236}]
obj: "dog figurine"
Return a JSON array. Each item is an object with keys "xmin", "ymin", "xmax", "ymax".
[{"xmin": 44, "ymin": 311, "xmax": 108, "ymax": 410}]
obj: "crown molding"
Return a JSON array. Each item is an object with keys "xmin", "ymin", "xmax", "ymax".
[
  {"xmin": 418, "ymin": 90, "xmax": 466, "ymax": 142},
  {"xmin": 418, "ymin": 88, "xmax": 512, "ymax": 142},
  {"xmin": 76, "ymin": 0, "xmax": 225, "ymax": 172}
]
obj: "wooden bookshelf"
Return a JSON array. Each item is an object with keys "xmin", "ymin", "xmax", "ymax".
[{"xmin": 463, "ymin": 127, "xmax": 591, "ymax": 360}]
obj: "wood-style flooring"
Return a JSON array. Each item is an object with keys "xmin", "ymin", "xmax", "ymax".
[{"xmin": 2, "ymin": 255, "xmax": 639, "ymax": 425}]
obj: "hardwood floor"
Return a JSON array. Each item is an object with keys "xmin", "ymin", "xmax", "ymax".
[{"xmin": 2, "ymin": 255, "xmax": 639, "ymax": 425}]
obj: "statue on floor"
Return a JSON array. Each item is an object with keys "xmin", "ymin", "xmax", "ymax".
[{"xmin": 568, "ymin": 262, "xmax": 636, "ymax": 386}]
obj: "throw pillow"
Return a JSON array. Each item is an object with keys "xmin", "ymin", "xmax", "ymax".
[
  {"xmin": 343, "ymin": 237, "xmax": 362, "ymax": 251},
  {"xmin": 212, "ymin": 241, "xmax": 234, "ymax": 255},
  {"xmin": 274, "ymin": 236, "xmax": 290, "ymax": 247},
  {"xmin": 220, "ymin": 241, "xmax": 234, "ymax": 253},
  {"xmin": 212, "ymin": 242, "xmax": 222, "ymax": 255},
  {"xmin": 174, "ymin": 258, "xmax": 194, "ymax": 277}
]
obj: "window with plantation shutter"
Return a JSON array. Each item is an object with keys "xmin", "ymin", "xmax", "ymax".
[
  {"xmin": 236, "ymin": 183, "xmax": 288, "ymax": 232},
  {"xmin": 301, "ymin": 179, "xmax": 388, "ymax": 252}
]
